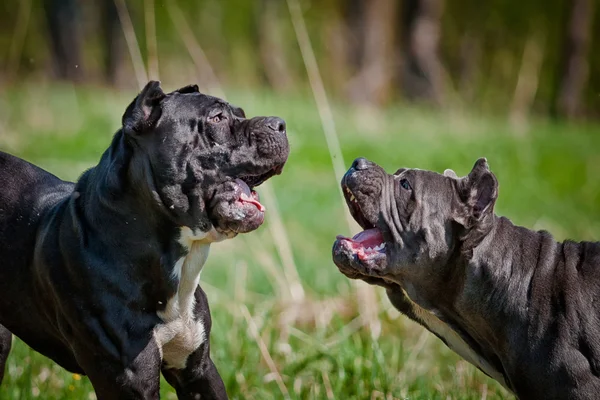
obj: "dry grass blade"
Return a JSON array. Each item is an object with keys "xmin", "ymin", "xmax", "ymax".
[
  {"xmin": 481, "ymin": 383, "xmax": 488, "ymax": 400},
  {"xmin": 325, "ymin": 314, "xmax": 367, "ymax": 347},
  {"xmin": 166, "ymin": 1, "xmax": 225, "ymax": 100},
  {"xmin": 287, "ymin": 0, "xmax": 381, "ymax": 339},
  {"xmin": 395, "ymin": 329, "xmax": 430, "ymax": 384},
  {"xmin": 286, "ymin": 0, "xmax": 354, "ymax": 233},
  {"xmin": 287, "ymin": 326, "xmax": 329, "ymax": 353},
  {"xmin": 245, "ymin": 235, "xmax": 290, "ymax": 298},
  {"xmin": 322, "ymin": 370, "xmax": 335, "ymax": 400},
  {"xmin": 261, "ymin": 182, "xmax": 305, "ymax": 301},
  {"xmin": 113, "ymin": 0, "xmax": 148, "ymax": 89},
  {"xmin": 234, "ymin": 260, "xmax": 248, "ymax": 304},
  {"xmin": 144, "ymin": 0, "xmax": 160, "ymax": 80},
  {"xmin": 240, "ymin": 305, "xmax": 290, "ymax": 399},
  {"xmin": 509, "ymin": 35, "xmax": 545, "ymax": 133}
]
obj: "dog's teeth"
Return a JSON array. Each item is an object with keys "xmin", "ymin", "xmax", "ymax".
[
  {"xmin": 350, "ymin": 194, "xmax": 356, "ymax": 202},
  {"xmin": 366, "ymin": 247, "xmax": 373, "ymax": 251}
]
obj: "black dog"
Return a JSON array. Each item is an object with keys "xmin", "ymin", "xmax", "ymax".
[
  {"xmin": 0, "ymin": 81, "xmax": 289, "ymax": 399},
  {"xmin": 334, "ymin": 158, "xmax": 600, "ymax": 399}
]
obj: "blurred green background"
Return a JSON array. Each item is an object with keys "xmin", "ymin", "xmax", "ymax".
[{"xmin": 0, "ymin": 0, "xmax": 599, "ymax": 399}]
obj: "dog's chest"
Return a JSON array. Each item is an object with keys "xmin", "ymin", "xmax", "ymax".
[{"xmin": 154, "ymin": 239, "xmax": 210, "ymax": 369}]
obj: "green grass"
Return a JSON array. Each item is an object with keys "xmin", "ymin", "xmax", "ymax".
[{"xmin": 1, "ymin": 82, "xmax": 599, "ymax": 399}]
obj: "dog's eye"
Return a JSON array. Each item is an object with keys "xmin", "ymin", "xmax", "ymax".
[
  {"xmin": 400, "ymin": 178, "xmax": 412, "ymax": 191},
  {"xmin": 208, "ymin": 113, "xmax": 226, "ymax": 123}
]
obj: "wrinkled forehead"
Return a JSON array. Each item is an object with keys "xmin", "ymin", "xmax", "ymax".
[
  {"xmin": 163, "ymin": 92, "xmax": 246, "ymax": 118},
  {"xmin": 396, "ymin": 168, "xmax": 455, "ymax": 197}
]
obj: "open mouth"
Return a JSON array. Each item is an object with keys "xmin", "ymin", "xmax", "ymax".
[
  {"xmin": 235, "ymin": 178, "xmax": 265, "ymax": 212},
  {"xmin": 210, "ymin": 164, "xmax": 286, "ymax": 234},
  {"xmin": 235, "ymin": 164, "xmax": 284, "ymax": 212},
  {"xmin": 335, "ymin": 183, "xmax": 386, "ymax": 263},
  {"xmin": 238, "ymin": 165, "xmax": 283, "ymax": 188}
]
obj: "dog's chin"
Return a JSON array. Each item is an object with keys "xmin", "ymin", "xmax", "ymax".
[
  {"xmin": 209, "ymin": 178, "xmax": 266, "ymax": 235},
  {"xmin": 212, "ymin": 202, "xmax": 265, "ymax": 234}
]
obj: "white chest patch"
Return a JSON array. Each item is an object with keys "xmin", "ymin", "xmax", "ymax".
[
  {"xmin": 153, "ymin": 227, "xmax": 225, "ymax": 370},
  {"xmin": 401, "ymin": 287, "xmax": 510, "ymax": 391}
]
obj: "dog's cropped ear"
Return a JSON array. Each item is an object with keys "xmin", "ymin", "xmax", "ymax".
[
  {"xmin": 122, "ymin": 81, "xmax": 166, "ymax": 134},
  {"xmin": 174, "ymin": 84, "xmax": 199, "ymax": 94},
  {"xmin": 231, "ymin": 105, "xmax": 246, "ymax": 118},
  {"xmin": 464, "ymin": 158, "xmax": 498, "ymax": 221},
  {"xmin": 443, "ymin": 169, "xmax": 458, "ymax": 178},
  {"xmin": 452, "ymin": 158, "xmax": 498, "ymax": 228}
]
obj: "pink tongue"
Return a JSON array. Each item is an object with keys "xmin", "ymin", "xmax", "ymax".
[
  {"xmin": 352, "ymin": 228, "xmax": 384, "ymax": 247},
  {"xmin": 234, "ymin": 178, "xmax": 266, "ymax": 212},
  {"xmin": 240, "ymin": 193, "xmax": 266, "ymax": 212}
]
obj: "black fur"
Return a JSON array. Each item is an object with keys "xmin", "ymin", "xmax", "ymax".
[
  {"xmin": 0, "ymin": 81, "xmax": 289, "ymax": 399},
  {"xmin": 334, "ymin": 157, "xmax": 600, "ymax": 400}
]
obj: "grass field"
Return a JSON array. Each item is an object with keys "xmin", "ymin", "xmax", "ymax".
[{"xmin": 1, "ymin": 82, "xmax": 599, "ymax": 399}]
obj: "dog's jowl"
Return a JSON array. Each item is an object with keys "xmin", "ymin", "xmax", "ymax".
[
  {"xmin": 0, "ymin": 81, "xmax": 289, "ymax": 399},
  {"xmin": 333, "ymin": 157, "xmax": 600, "ymax": 400}
]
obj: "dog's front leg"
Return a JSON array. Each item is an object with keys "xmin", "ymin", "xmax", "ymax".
[
  {"xmin": 0, "ymin": 324, "xmax": 11, "ymax": 385},
  {"xmin": 75, "ymin": 333, "xmax": 162, "ymax": 400},
  {"xmin": 161, "ymin": 286, "xmax": 227, "ymax": 400},
  {"xmin": 162, "ymin": 345, "xmax": 227, "ymax": 400}
]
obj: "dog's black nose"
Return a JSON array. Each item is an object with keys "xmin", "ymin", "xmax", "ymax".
[
  {"xmin": 266, "ymin": 117, "xmax": 286, "ymax": 134},
  {"xmin": 352, "ymin": 157, "xmax": 370, "ymax": 171}
]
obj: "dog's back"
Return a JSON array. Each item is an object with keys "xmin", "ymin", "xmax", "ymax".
[
  {"xmin": 0, "ymin": 151, "xmax": 71, "ymax": 255},
  {"xmin": 0, "ymin": 151, "xmax": 73, "ymax": 317},
  {"xmin": 0, "ymin": 151, "xmax": 84, "ymax": 369}
]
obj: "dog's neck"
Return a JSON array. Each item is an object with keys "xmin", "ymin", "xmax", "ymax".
[
  {"xmin": 74, "ymin": 132, "xmax": 178, "ymax": 256},
  {"xmin": 61, "ymin": 131, "xmax": 228, "ymax": 308}
]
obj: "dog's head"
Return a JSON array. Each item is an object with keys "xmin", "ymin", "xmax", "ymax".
[
  {"xmin": 121, "ymin": 81, "xmax": 289, "ymax": 236},
  {"xmin": 332, "ymin": 157, "xmax": 498, "ymax": 285}
]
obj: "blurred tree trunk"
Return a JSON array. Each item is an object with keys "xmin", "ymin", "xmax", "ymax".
[
  {"xmin": 322, "ymin": 0, "xmax": 352, "ymax": 96},
  {"xmin": 342, "ymin": 0, "xmax": 397, "ymax": 106},
  {"xmin": 556, "ymin": 0, "xmax": 593, "ymax": 119},
  {"xmin": 103, "ymin": 0, "xmax": 125, "ymax": 85},
  {"xmin": 43, "ymin": 0, "xmax": 83, "ymax": 82},
  {"xmin": 344, "ymin": 0, "xmax": 364, "ymax": 72},
  {"xmin": 258, "ymin": 0, "xmax": 293, "ymax": 91},
  {"xmin": 400, "ymin": 0, "xmax": 445, "ymax": 105},
  {"xmin": 347, "ymin": 0, "xmax": 397, "ymax": 106},
  {"xmin": 458, "ymin": 32, "xmax": 480, "ymax": 102}
]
